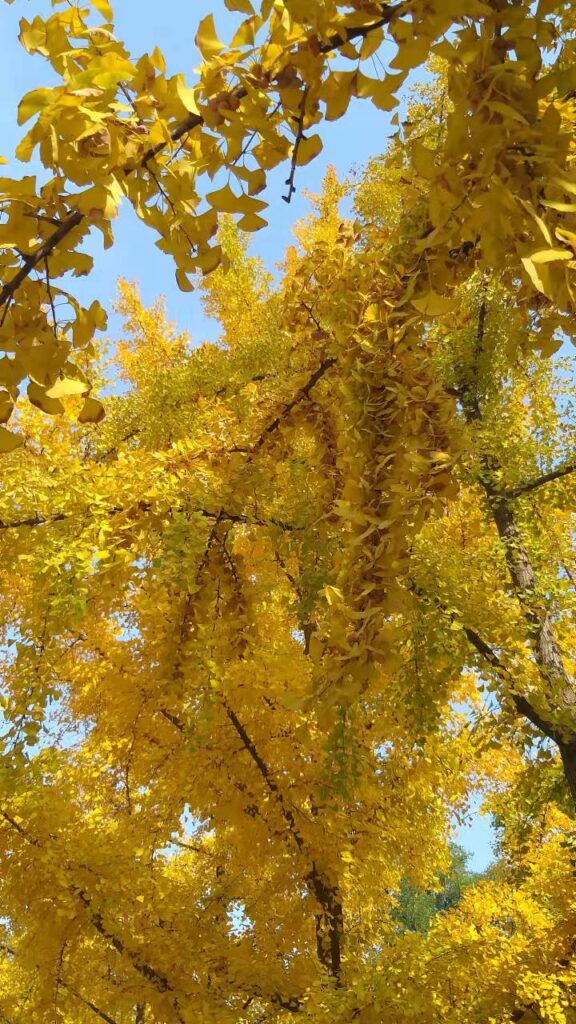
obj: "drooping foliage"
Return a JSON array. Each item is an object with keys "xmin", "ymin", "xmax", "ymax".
[
  {"xmin": 0, "ymin": 3, "xmax": 575, "ymax": 1023},
  {"xmin": 0, "ymin": 163, "xmax": 574, "ymax": 1021}
]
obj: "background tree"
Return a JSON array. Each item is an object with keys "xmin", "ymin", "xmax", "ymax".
[{"xmin": 393, "ymin": 843, "xmax": 483, "ymax": 935}]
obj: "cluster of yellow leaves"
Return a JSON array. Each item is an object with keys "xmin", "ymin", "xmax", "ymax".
[{"xmin": 1, "ymin": 0, "xmax": 576, "ymax": 446}]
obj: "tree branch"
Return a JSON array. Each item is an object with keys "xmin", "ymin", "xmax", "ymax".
[
  {"xmin": 504, "ymin": 462, "xmax": 576, "ymax": 500},
  {"xmin": 65, "ymin": 984, "xmax": 120, "ymax": 1024},
  {"xmin": 0, "ymin": 210, "xmax": 84, "ymax": 311},
  {"xmin": 76, "ymin": 890, "xmax": 184, "ymax": 1023},
  {"xmin": 322, "ymin": 2, "xmax": 406, "ymax": 51},
  {"xmin": 462, "ymin": 624, "xmax": 562, "ymax": 744},
  {"xmin": 222, "ymin": 700, "xmax": 343, "ymax": 980},
  {"xmin": 0, "ymin": 503, "xmax": 296, "ymax": 534}
]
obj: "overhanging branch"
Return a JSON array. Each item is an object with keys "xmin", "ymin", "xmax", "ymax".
[{"xmin": 504, "ymin": 462, "xmax": 576, "ymax": 500}]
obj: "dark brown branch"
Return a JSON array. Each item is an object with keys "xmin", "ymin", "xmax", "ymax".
[
  {"xmin": 76, "ymin": 890, "xmax": 184, "ymax": 1022},
  {"xmin": 0, "ymin": 810, "xmax": 41, "ymax": 847},
  {"xmin": 462, "ymin": 625, "xmax": 562, "ymax": 744},
  {"xmin": 250, "ymin": 358, "xmax": 336, "ymax": 453},
  {"xmin": 504, "ymin": 462, "xmax": 576, "ymax": 500},
  {"xmin": 0, "ymin": 210, "xmax": 84, "ymax": 310},
  {"xmin": 322, "ymin": 2, "xmax": 405, "ymax": 51},
  {"xmin": 65, "ymin": 984, "xmax": 120, "ymax": 1024},
  {"xmin": 0, "ymin": 503, "xmax": 295, "ymax": 534},
  {"xmin": 222, "ymin": 700, "xmax": 343, "ymax": 979},
  {"xmin": 283, "ymin": 88, "xmax": 309, "ymax": 204},
  {"xmin": 458, "ymin": 295, "xmax": 576, "ymax": 809}
]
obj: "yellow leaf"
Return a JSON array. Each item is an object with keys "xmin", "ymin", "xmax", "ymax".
[
  {"xmin": 552, "ymin": 176, "xmax": 576, "ymax": 196},
  {"xmin": 360, "ymin": 28, "xmax": 384, "ymax": 61},
  {"xmin": 486, "ymin": 100, "xmax": 529, "ymax": 125},
  {"xmin": 196, "ymin": 246, "xmax": 223, "ymax": 276},
  {"xmin": 0, "ymin": 427, "xmax": 22, "ymax": 453},
  {"xmin": 176, "ymin": 268, "xmax": 194, "ymax": 292},
  {"xmin": 206, "ymin": 184, "xmax": 243, "ymax": 213},
  {"xmin": 412, "ymin": 292, "xmax": 458, "ymax": 316},
  {"xmin": 390, "ymin": 36, "xmax": 431, "ymax": 72},
  {"xmin": 27, "ymin": 381, "xmax": 64, "ymax": 416},
  {"xmin": 320, "ymin": 71, "xmax": 355, "ymax": 122},
  {"xmin": 529, "ymin": 248, "xmax": 572, "ymax": 264},
  {"xmin": 237, "ymin": 212, "xmax": 268, "ymax": 231},
  {"xmin": 17, "ymin": 87, "xmax": 53, "ymax": 125},
  {"xmin": 46, "ymin": 377, "xmax": 90, "ymax": 399},
  {"xmin": 231, "ymin": 17, "xmax": 258, "ymax": 48},
  {"xmin": 150, "ymin": 46, "xmax": 166, "ymax": 73},
  {"xmin": 196, "ymin": 15, "xmax": 223, "ymax": 60},
  {"xmin": 521, "ymin": 256, "xmax": 553, "ymax": 297},
  {"xmin": 355, "ymin": 72, "xmax": 401, "ymax": 112},
  {"xmin": 412, "ymin": 139, "xmax": 437, "ymax": 180},
  {"xmin": 295, "ymin": 134, "xmax": 323, "ymax": 166},
  {"xmin": 92, "ymin": 0, "xmax": 113, "ymax": 21},
  {"xmin": 175, "ymin": 75, "xmax": 199, "ymax": 114},
  {"xmin": 224, "ymin": 0, "xmax": 254, "ymax": 11},
  {"xmin": 78, "ymin": 397, "xmax": 105, "ymax": 424}
]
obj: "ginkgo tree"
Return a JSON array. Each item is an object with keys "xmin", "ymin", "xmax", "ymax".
[
  {"xmin": 0, "ymin": 3, "xmax": 575, "ymax": 1024},
  {"xmin": 0, "ymin": 156, "xmax": 574, "ymax": 1022}
]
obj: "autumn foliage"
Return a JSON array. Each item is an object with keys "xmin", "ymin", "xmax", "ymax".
[{"xmin": 0, "ymin": 2, "xmax": 576, "ymax": 1023}]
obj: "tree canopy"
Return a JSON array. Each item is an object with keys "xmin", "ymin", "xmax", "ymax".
[{"xmin": 0, "ymin": 2, "xmax": 576, "ymax": 1023}]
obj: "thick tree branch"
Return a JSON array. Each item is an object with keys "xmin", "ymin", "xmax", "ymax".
[
  {"xmin": 248, "ymin": 358, "xmax": 336, "ymax": 454},
  {"xmin": 0, "ymin": 503, "xmax": 295, "ymax": 534},
  {"xmin": 457, "ymin": 295, "xmax": 576, "ymax": 807}
]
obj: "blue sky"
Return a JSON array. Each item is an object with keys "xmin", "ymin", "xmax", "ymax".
[{"xmin": 0, "ymin": 0, "xmax": 495, "ymax": 870}]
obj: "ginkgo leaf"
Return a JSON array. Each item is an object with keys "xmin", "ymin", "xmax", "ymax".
[
  {"xmin": 17, "ymin": 87, "xmax": 52, "ymax": 125},
  {"xmin": 27, "ymin": 381, "xmax": 64, "ymax": 416},
  {"xmin": 0, "ymin": 427, "xmax": 22, "ymax": 453},
  {"xmin": 530, "ymin": 248, "xmax": 572, "ymax": 264},
  {"xmin": 295, "ymin": 135, "xmax": 323, "ymax": 166},
  {"xmin": 206, "ymin": 185, "xmax": 244, "ymax": 213},
  {"xmin": 521, "ymin": 257, "xmax": 551, "ymax": 295},
  {"xmin": 412, "ymin": 293, "xmax": 458, "ymax": 316},
  {"xmin": 224, "ymin": 0, "xmax": 254, "ymax": 11},
  {"xmin": 0, "ymin": 390, "xmax": 13, "ymax": 424},
  {"xmin": 195, "ymin": 15, "xmax": 223, "ymax": 60},
  {"xmin": 236, "ymin": 212, "xmax": 268, "ymax": 231},
  {"xmin": 92, "ymin": 0, "xmax": 113, "ymax": 21},
  {"xmin": 46, "ymin": 377, "xmax": 90, "ymax": 399},
  {"xmin": 231, "ymin": 16, "xmax": 258, "ymax": 48},
  {"xmin": 78, "ymin": 396, "xmax": 105, "ymax": 423},
  {"xmin": 175, "ymin": 76, "xmax": 199, "ymax": 114},
  {"xmin": 176, "ymin": 268, "xmax": 194, "ymax": 292}
]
